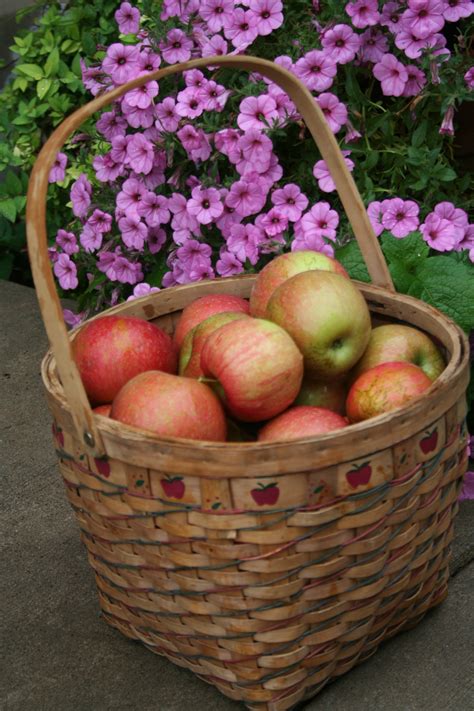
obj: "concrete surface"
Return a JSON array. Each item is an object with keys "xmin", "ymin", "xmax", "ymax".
[{"xmin": 1, "ymin": 279, "xmax": 473, "ymax": 711}]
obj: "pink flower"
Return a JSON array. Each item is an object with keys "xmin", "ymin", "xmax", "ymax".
[
  {"xmin": 215, "ymin": 128, "xmax": 241, "ymax": 157},
  {"xmin": 381, "ymin": 198, "xmax": 420, "ymax": 238},
  {"xmin": 138, "ymin": 192, "xmax": 170, "ymax": 226},
  {"xmin": 345, "ymin": 0, "xmax": 380, "ymax": 28},
  {"xmin": 300, "ymin": 202, "xmax": 340, "ymax": 243},
  {"xmin": 226, "ymin": 178, "xmax": 266, "ymax": 217},
  {"xmin": 271, "ymin": 184, "xmax": 308, "ymax": 222},
  {"xmin": 223, "ymin": 8, "xmax": 259, "ymax": 49},
  {"xmin": 87, "ymin": 209, "xmax": 113, "ymax": 234},
  {"xmin": 226, "ymin": 223, "xmax": 263, "ymax": 264},
  {"xmin": 358, "ymin": 29, "xmax": 389, "ymax": 63},
  {"xmin": 401, "ymin": 0, "xmax": 445, "ymax": 40},
  {"xmin": 147, "ymin": 226, "xmax": 167, "ymax": 253},
  {"xmin": 394, "ymin": 28, "xmax": 430, "ymax": 59},
  {"xmin": 199, "ymin": 0, "xmax": 235, "ymax": 32},
  {"xmin": 125, "ymin": 80, "xmax": 159, "ymax": 110},
  {"xmin": 237, "ymin": 129, "xmax": 273, "ymax": 173},
  {"xmin": 70, "ymin": 174, "xmax": 92, "ymax": 218},
  {"xmin": 464, "ymin": 67, "xmax": 474, "ymax": 89},
  {"xmin": 55, "ymin": 229, "xmax": 78, "ymax": 255},
  {"xmin": 127, "ymin": 134, "xmax": 154, "ymax": 175},
  {"xmin": 367, "ymin": 200, "xmax": 386, "ymax": 236},
  {"xmin": 155, "ymin": 97, "xmax": 180, "ymax": 132},
  {"xmin": 96, "ymin": 111, "xmax": 127, "ymax": 140},
  {"xmin": 176, "ymin": 87, "xmax": 205, "ymax": 119},
  {"xmin": 344, "ymin": 119, "xmax": 363, "ymax": 143},
  {"xmin": 80, "ymin": 224, "xmax": 103, "ymax": 253},
  {"xmin": 238, "ymin": 94, "xmax": 279, "ymax": 131},
  {"xmin": 321, "ymin": 24, "xmax": 361, "ymax": 64},
  {"xmin": 115, "ymin": 2, "xmax": 140, "ymax": 34},
  {"xmin": 439, "ymin": 105, "xmax": 455, "ymax": 136},
  {"xmin": 248, "ymin": 0, "xmax": 284, "ymax": 36},
  {"xmin": 443, "ymin": 0, "xmax": 473, "ymax": 22},
  {"xmin": 110, "ymin": 134, "xmax": 130, "ymax": 165},
  {"xmin": 313, "ymin": 151, "xmax": 354, "ymax": 192},
  {"xmin": 102, "ymin": 43, "xmax": 140, "ymax": 84},
  {"xmin": 187, "ymin": 186, "xmax": 224, "ymax": 225},
  {"xmin": 54, "ymin": 253, "xmax": 78, "ymax": 290},
  {"xmin": 200, "ymin": 34, "xmax": 230, "ymax": 58},
  {"xmin": 317, "ymin": 93, "xmax": 348, "ymax": 133},
  {"xmin": 81, "ymin": 60, "xmax": 107, "ymax": 96},
  {"xmin": 114, "ymin": 255, "xmax": 143, "ymax": 284},
  {"xmin": 420, "ymin": 212, "xmax": 459, "ymax": 251},
  {"xmin": 63, "ymin": 309, "xmax": 85, "ymax": 328},
  {"xmin": 216, "ymin": 249, "xmax": 245, "ymax": 276},
  {"xmin": 177, "ymin": 125, "xmax": 212, "ymax": 162},
  {"xmin": 260, "ymin": 208, "xmax": 289, "ymax": 237},
  {"xmin": 294, "ymin": 50, "xmax": 337, "ymax": 92},
  {"xmin": 169, "ymin": 193, "xmax": 201, "ymax": 235},
  {"xmin": 116, "ymin": 177, "xmax": 147, "ymax": 216},
  {"xmin": 177, "ymin": 239, "xmax": 212, "ymax": 274},
  {"xmin": 380, "ymin": 1, "xmax": 403, "ymax": 32},
  {"xmin": 403, "ymin": 65, "xmax": 427, "ymax": 95},
  {"xmin": 198, "ymin": 80, "xmax": 230, "ymax": 112},
  {"xmin": 434, "ymin": 202, "xmax": 468, "ymax": 244},
  {"xmin": 458, "ymin": 470, "xmax": 474, "ymax": 501},
  {"xmin": 127, "ymin": 282, "xmax": 160, "ymax": 301},
  {"xmin": 373, "ymin": 54, "xmax": 408, "ymax": 96},
  {"xmin": 160, "ymin": 29, "xmax": 193, "ymax": 64},
  {"xmin": 49, "ymin": 152, "xmax": 67, "ymax": 183},
  {"xmin": 121, "ymin": 100, "xmax": 155, "ymax": 129},
  {"xmin": 137, "ymin": 47, "xmax": 161, "ymax": 74},
  {"xmin": 93, "ymin": 153, "xmax": 124, "ymax": 182},
  {"xmin": 119, "ymin": 215, "xmax": 147, "ymax": 250}
]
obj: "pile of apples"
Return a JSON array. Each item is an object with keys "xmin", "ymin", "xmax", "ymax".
[{"xmin": 72, "ymin": 251, "xmax": 445, "ymax": 443}]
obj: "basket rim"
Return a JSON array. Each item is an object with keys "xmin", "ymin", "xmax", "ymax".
[{"xmin": 42, "ymin": 277, "xmax": 470, "ymax": 476}]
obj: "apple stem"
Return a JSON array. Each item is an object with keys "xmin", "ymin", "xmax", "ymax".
[{"xmin": 198, "ymin": 377, "xmax": 218, "ymax": 385}]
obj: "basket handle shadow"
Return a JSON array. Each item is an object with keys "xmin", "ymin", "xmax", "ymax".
[{"xmin": 26, "ymin": 54, "xmax": 395, "ymax": 457}]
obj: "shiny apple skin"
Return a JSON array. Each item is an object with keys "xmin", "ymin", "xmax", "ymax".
[
  {"xmin": 173, "ymin": 294, "xmax": 250, "ymax": 350},
  {"xmin": 351, "ymin": 324, "xmax": 445, "ymax": 382},
  {"xmin": 249, "ymin": 250, "xmax": 348, "ymax": 318},
  {"xmin": 258, "ymin": 406, "xmax": 347, "ymax": 442},
  {"xmin": 346, "ymin": 361, "xmax": 432, "ymax": 423},
  {"xmin": 110, "ymin": 371, "xmax": 227, "ymax": 441},
  {"xmin": 72, "ymin": 315, "xmax": 177, "ymax": 405},
  {"xmin": 294, "ymin": 376, "xmax": 347, "ymax": 415},
  {"xmin": 266, "ymin": 270, "xmax": 371, "ymax": 379},
  {"xmin": 179, "ymin": 311, "xmax": 251, "ymax": 378},
  {"xmin": 200, "ymin": 318, "xmax": 304, "ymax": 422}
]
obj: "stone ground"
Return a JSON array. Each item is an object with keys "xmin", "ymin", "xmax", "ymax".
[{"xmin": 1, "ymin": 279, "xmax": 473, "ymax": 711}]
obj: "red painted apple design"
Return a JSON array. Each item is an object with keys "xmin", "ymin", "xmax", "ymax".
[
  {"xmin": 161, "ymin": 476, "xmax": 185, "ymax": 499},
  {"xmin": 251, "ymin": 482, "xmax": 280, "ymax": 506},
  {"xmin": 52, "ymin": 421, "xmax": 64, "ymax": 448},
  {"xmin": 346, "ymin": 461, "xmax": 372, "ymax": 489},
  {"xmin": 419, "ymin": 428, "xmax": 438, "ymax": 454},
  {"xmin": 94, "ymin": 457, "xmax": 110, "ymax": 478}
]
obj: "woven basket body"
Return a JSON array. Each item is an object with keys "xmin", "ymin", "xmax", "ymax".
[{"xmin": 27, "ymin": 57, "xmax": 470, "ymax": 711}]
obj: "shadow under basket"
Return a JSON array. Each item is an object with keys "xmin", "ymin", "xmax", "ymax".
[{"xmin": 26, "ymin": 55, "xmax": 470, "ymax": 711}]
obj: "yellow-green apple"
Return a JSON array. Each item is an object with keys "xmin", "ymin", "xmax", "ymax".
[
  {"xmin": 110, "ymin": 371, "xmax": 227, "ymax": 441},
  {"xmin": 249, "ymin": 250, "xmax": 348, "ymax": 318},
  {"xmin": 200, "ymin": 318, "xmax": 303, "ymax": 422},
  {"xmin": 258, "ymin": 406, "xmax": 347, "ymax": 442},
  {"xmin": 295, "ymin": 376, "xmax": 347, "ymax": 415},
  {"xmin": 266, "ymin": 271, "xmax": 371, "ymax": 379},
  {"xmin": 179, "ymin": 311, "xmax": 251, "ymax": 377},
  {"xmin": 72, "ymin": 315, "xmax": 177, "ymax": 405},
  {"xmin": 346, "ymin": 361, "xmax": 432, "ymax": 423},
  {"xmin": 351, "ymin": 324, "xmax": 445, "ymax": 382},
  {"xmin": 174, "ymin": 294, "xmax": 250, "ymax": 350}
]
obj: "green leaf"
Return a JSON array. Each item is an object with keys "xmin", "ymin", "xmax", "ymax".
[
  {"xmin": 3, "ymin": 170, "xmax": 22, "ymax": 196},
  {"xmin": 436, "ymin": 167, "xmax": 457, "ymax": 182},
  {"xmin": 16, "ymin": 63, "xmax": 43, "ymax": 80},
  {"xmin": 335, "ymin": 240, "xmax": 370, "ymax": 283},
  {"xmin": 381, "ymin": 232, "xmax": 429, "ymax": 266},
  {"xmin": 81, "ymin": 29, "xmax": 96, "ymax": 56},
  {"xmin": 411, "ymin": 121, "xmax": 428, "ymax": 148},
  {"xmin": 0, "ymin": 198, "xmax": 17, "ymax": 222},
  {"xmin": 37, "ymin": 78, "xmax": 52, "ymax": 99},
  {"xmin": 44, "ymin": 47, "xmax": 59, "ymax": 77},
  {"xmin": 0, "ymin": 253, "xmax": 14, "ymax": 280}
]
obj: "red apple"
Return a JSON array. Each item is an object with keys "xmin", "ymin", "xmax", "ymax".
[
  {"xmin": 249, "ymin": 250, "xmax": 348, "ymax": 318},
  {"xmin": 258, "ymin": 406, "xmax": 347, "ymax": 442},
  {"xmin": 352, "ymin": 324, "xmax": 445, "ymax": 382},
  {"xmin": 419, "ymin": 428, "xmax": 439, "ymax": 454},
  {"xmin": 251, "ymin": 483, "xmax": 280, "ymax": 506},
  {"xmin": 266, "ymin": 270, "xmax": 371, "ymax": 379},
  {"xmin": 110, "ymin": 370, "xmax": 227, "ymax": 441},
  {"xmin": 294, "ymin": 376, "xmax": 347, "ymax": 415},
  {"xmin": 346, "ymin": 361, "xmax": 432, "ymax": 423},
  {"xmin": 346, "ymin": 462, "xmax": 372, "ymax": 488},
  {"xmin": 93, "ymin": 404, "xmax": 112, "ymax": 417},
  {"xmin": 200, "ymin": 318, "xmax": 303, "ymax": 422},
  {"xmin": 161, "ymin": 476, "xmax": 185, "ymax": 499},
  {"xmin": 174, "ymin": 294, "xmax": 250, "ymax": 350},
  {"xmin": 72, "ymin": 315, "xmax": 177, "ymax": 405},
  {"xmin": 179, "ymin": 311, "xmax": 251, "ymax": 378}
]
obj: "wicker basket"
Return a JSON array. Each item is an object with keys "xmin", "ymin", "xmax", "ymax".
[{"xmin": 26, "ymin": 57, "xmax": 470, "ymax": 711}]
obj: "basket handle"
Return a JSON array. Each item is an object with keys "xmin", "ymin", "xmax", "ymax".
[{"xmin": 26, "ymin": 54, "xmax": 394, "ymax": 457}]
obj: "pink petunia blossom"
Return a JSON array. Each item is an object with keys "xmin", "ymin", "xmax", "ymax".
[
  {"xmin": 394, "ymin": 28, "xmax": 431, "ymax": 59},
  {"xmin": 439, "ymin": 105, "xmax": 455, "ymax": 136},
  {"xmin": 367, "ymin": 200, "xmax": 386, "ymax": 237},
  {"xmin": 358, "ymin": 29, "xmax": 389, "ymax": 63},
  {"xmin": 258, "ymin": 153, "xmax": 283, "ymax": 189},
  {"xmin": 96, "ymin": 111, "xmax": 127, "ymax": 141},
  {"xmin": 434, "ymin": 202, "xmax": 468, "ymax": 244},
  {"xmin": 198, "ymin": 80, "xmax": 230, "ymax": 112},
  {"xmin": 70, "ymin": 174, "xmax": 92, "ymax": 218},
  {"xmin": 226, "ymin": 178, "xmax": 266, "ymax": 217},
  {"xmin": 102, "ymin": 43, "xmax": 140, "ymax": 84},
  {"xmin": 160, "ymin": 29, "xmax": 193, "ymax": 64},
  {"xmin": 93, "ymin": 152, "xmax": 124, "ymax": 182},
  {"xmin": 381, "ymin": 198, "xmax": 420, "ymax": 238},
  {"xmin": 344, "ymin": 119, "xmax": 363, "ymax": 143},
  {"xmin": 126, "ymin": 133, "xmax": 155, "ymax": 175},
  {"xmin": 443, "ymin": 0, "xmax": 473, "ymax": 22},
  {"xmin": 176, "ymin": 87, "xmax": 205, "ymax": 119},
  {"xmin": 300, "ymin": 202, "xmax": 340, "ymax": 244},
  {"xmin": 119, "ymin": 214, "xmax": 147, "ymax": 250},
  {"xmin": 176, "ymin": 239, "xmax": 212, "ymax": 274},
  {"xmin": 373, "ymin": 54, "xmax": 408, "ymax": 96},
  {"xmin": 380, "ymin": 1, "xmax": 403, "ymax": 31},
  {"xmin": 127, "ymin": 282, "xmax": 160, "ymax": 301},
  {"xmin": 345, "ymin": 0, "xmax": 380, "ymax": 28},
  {"xmin": 267, "ymin": 83, "xmax": 298, "ymax": 123},
  {"xmin": 137, "ymin": 47, "xmax": 161, "ymax": 74},
  {"xmin": 291, "ymin": 220, "xmax": 334, "ymax": 256},
  {"xmin": 110, "ymin": 134, "xmax": 131, "ymax": 166},
  {"xmin": 161, "ymin": 0, "xmax": 199, "ymax": 22},
  {"xmin": 138, "ymin": 192, "xmax": 170, "ymax": 226},
  {"xmin": 248, "ymin": 0, "xmax": 284, "ymax": 36},
  {"xmin": 121, "ymin": 99, "xmax": 155, "ymax": 129},
  {"xmin": 80, "ymin": 224, "xmax": 103, "ymax": 253},
  {"xmin": 116, "ymin": 177, "xmax": 147, "ymax": 215},
  {"xmin": 313, "ymin": 151, "xmax": 354, "ymax": 193},
  {"xmin": 114, "ymin": 255, "xmax": 143, "ymax": 284},
  {"xmin": 294, "ymin": 50, "xmax": 337, "ymax": 92},
  {"xmin": 63, "ymin": 308, "xmax": 85, "ymax": 328},
  {"xmin": 271, "ymin": 184, "xmax": 309, "ymax": 222},
  {"xmin": 177, "ymin": 125, "xmax": 212, "ymax": 162},
  {"xmin": 321, "ymin": 24, "xmax": 361, "ymax": 64},
  {"xmin": 199, "ymin": 0, "xmax": 235, "ymax": 32},
  {"xmin": 215, "ymin": 128, "xmax": 241, "ymax": 157},
  {"xmin": 401, "ymin": 0, "xmax": 445, "ymax": 40},
  {"xmin": 155, "ymin": 97, "xmax": 180, "ymax": 132},
  {"xmin": 169, "ymin": 193, "xmax": 201, "ymax": 235},
  {"xmin": 81, "ymin": 60, "xmax": 107, "ymax": 96},
  {"xmin": 223, "ymin": 8, "xmax": 259, "ymax": 49},
  {"xmin": 238, "ymin": 94, "xmax": 279, "ymax": 131},
  {"xmin": 236, "ymin": 129, "xmax": 273, "ymax": 174},
  {"xmin": 455, "ymin": 223, "xmax": 474, "ymax": 252},
  {"xmin": 147, "ymin": 226, "xmax": 167, "ymax": 253},
  {"xmin": 87, "ymin": 209, "xmax": 113, "ymax": 234},
  {"xmin": 226, "ymin": 223, "xmax": 263, "ymax": 264},
  {"xmin": 200, "ymin": 34, "xmax": 230, "ymax": 58},
  {"xmin": 420, "ymin": 212, "xmax": 459, "ymax": 251},
  {"xmin": 403, "ymin": 65, "xmax": 427, "ymax": 95},
  {"xmin": 125, "ymin": 80, "xmax": 159, "ymax": 110},
  {"xmin": 49, "ymin": 152, "xmax": 67, "ymax": 183},
  {"xmin": 55, "ymin": 229, "xmax": 78, "ymax": 255},
  {"xmin": 260, "ymin": 208, "xmax": 289, "ymax": 237},
  {"xmin": 187, "ymin": 186, "xmax": 224, "ymax": 225},
  {"xmin": 54, "ymin": 253, "xmax": 78, "ymax": 290},
  {"xmin": 216, "ymin": 249, "xmax": 245, "ymax": 276},
  {"xmin": 464, "ymin": 67, "xmax": 474, "ymax": 89},
  {"xmin": 317, "ymin": 93, "xmax": 348, "ymax": 133},
  {"xmin": 115, "ymin": 2, "xmax": 140, "ymax": 34}
]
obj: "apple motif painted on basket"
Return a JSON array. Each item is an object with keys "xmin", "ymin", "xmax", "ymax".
[
  {"xmin": 251, "ymin": 483, "xmax": 280, "ymax": 506},
  {"xmin": 94, "ymin": 457, "xmax": 110, "ymax": 478},
  {"xmin": 346, "ymin": 462, "xmax": 372, "ymax": 488},
  {"xmin": 161, "ymin": 476, "xmax": 185, "ymax": 499},
  {"xmin": 419, "ymin": 428, "xmax": 438, "ymax": 454}
]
